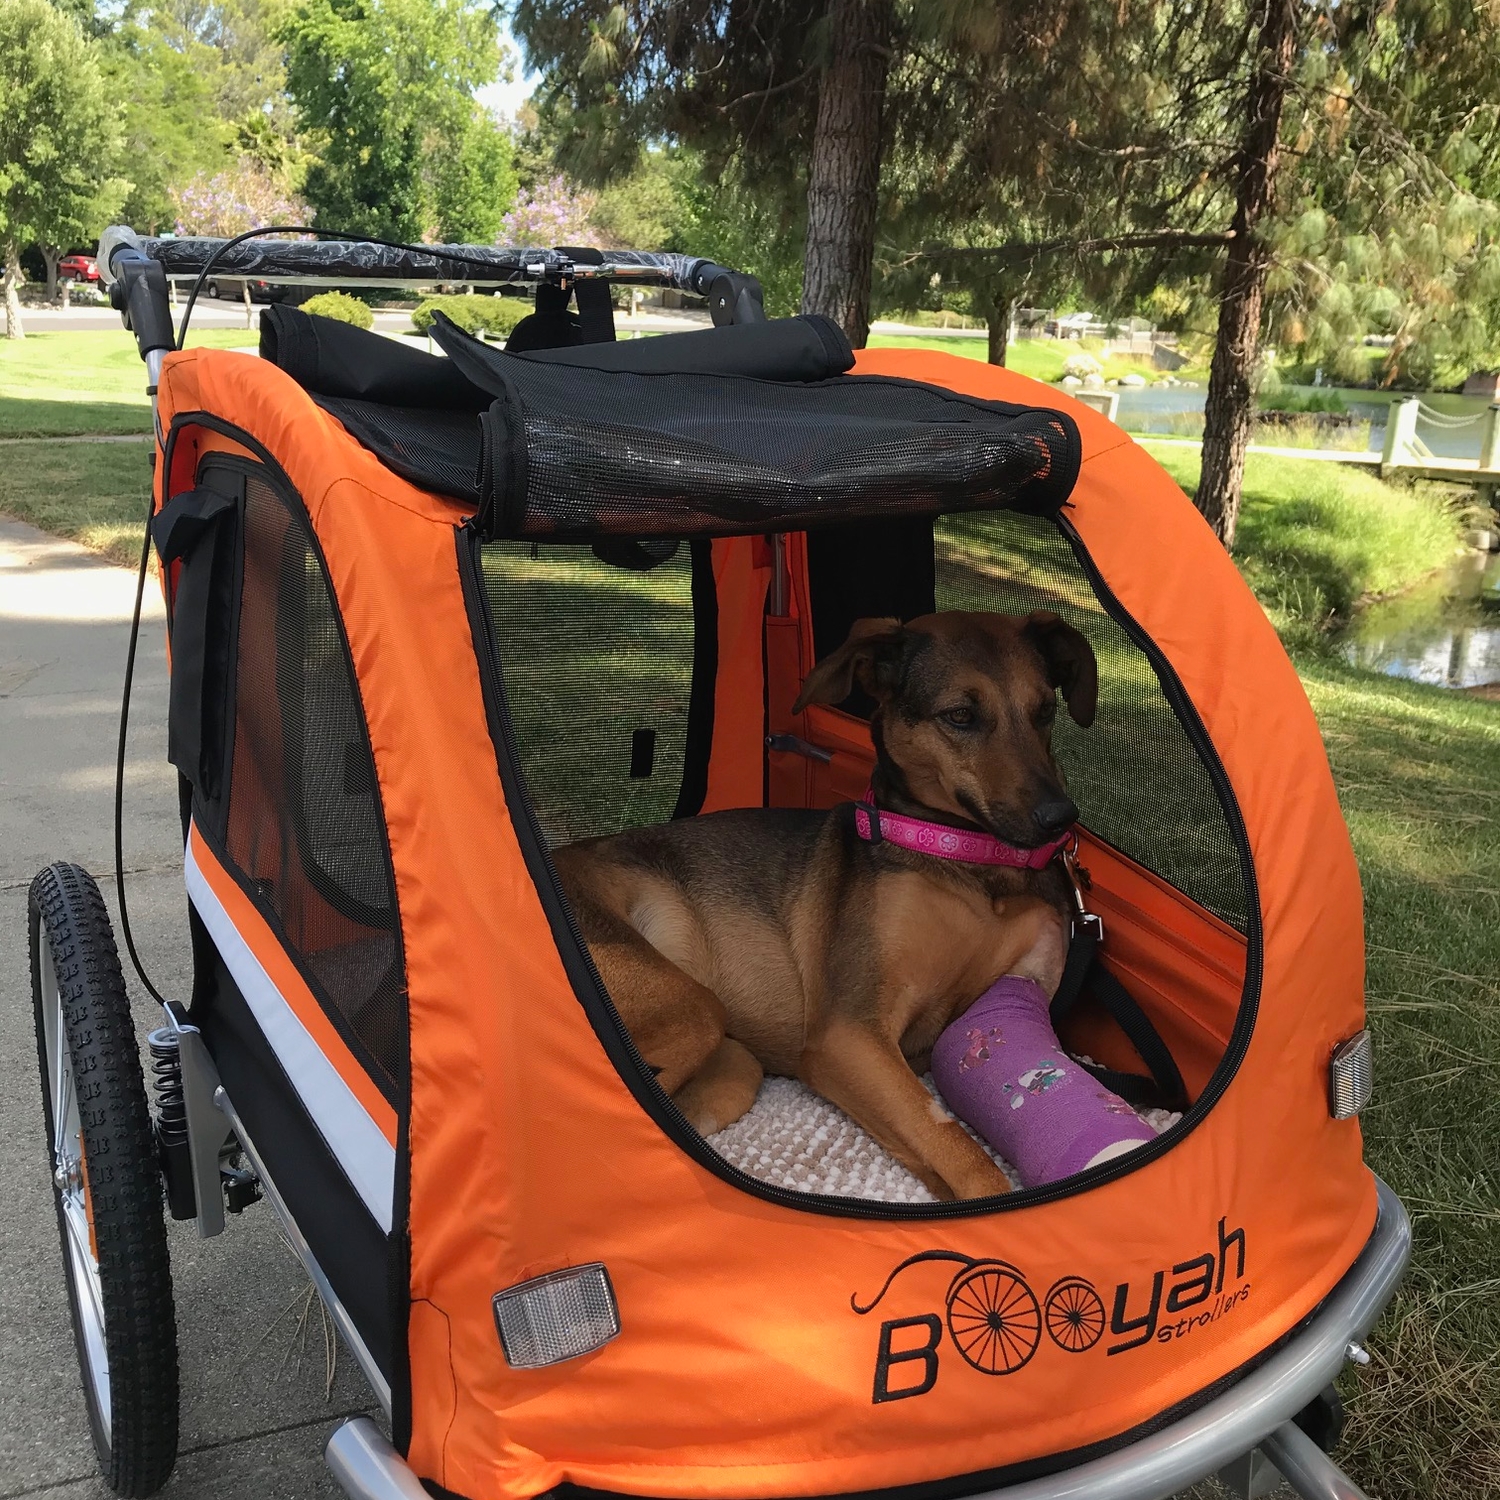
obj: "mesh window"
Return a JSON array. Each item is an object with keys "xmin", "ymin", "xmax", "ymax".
[
  {"xmin": 222, "ymin": 465, "xmax": 406, "ymax": 1095},
  {"xmin": 933, "ymin": 511, "xmax": 1248, "ymax": 931},
  {"xmin": 479, "ymin": 541, "xmax": 697, "ymax": 847}
]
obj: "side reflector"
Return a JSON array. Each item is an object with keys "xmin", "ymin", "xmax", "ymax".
[
  {"xmin": 1329, "ymin": 1030, "xmax": 1373, "ymax": 1120},
  {"xmin": 493, "ymin": 1263, "xmax": 620, "ymax": 1369}
]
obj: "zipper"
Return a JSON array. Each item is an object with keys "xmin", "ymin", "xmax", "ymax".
[
  {"xmin": 1054, "ymin": 510, "xmax": 1264, "ymax": 1134},
  {"xmin": 457, "ymin": 518, "xmax": 1262, "ymax": 1221}
]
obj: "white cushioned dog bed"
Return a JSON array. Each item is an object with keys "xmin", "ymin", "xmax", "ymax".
[{"xmin": 708, "ymin": 1073, "xmax": 1179, "ymax": 1203}]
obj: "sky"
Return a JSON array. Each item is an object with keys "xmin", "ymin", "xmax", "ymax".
[{"xmin": 477, "ymin": 24, "xmax": 540, "ymax": 123}]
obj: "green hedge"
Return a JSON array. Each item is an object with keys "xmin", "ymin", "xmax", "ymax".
[
  {"xmin": 300, "ymin": 291, "xmax": 375, "ymax": 330},
  {"xmin": 411, "ymin": 293, "xmax": 531, "ymax": 340}
]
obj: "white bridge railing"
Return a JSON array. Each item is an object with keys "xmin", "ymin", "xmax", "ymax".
[{"xmin": 1380, "ymin": 398, "xmax": 1500, "ymax": 494}]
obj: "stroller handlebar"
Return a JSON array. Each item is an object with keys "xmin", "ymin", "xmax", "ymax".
[
  {"xmin": 96, "ymin": 226, "xmax": 732, "ymax": 294},
  {"xmin": 95, "ymin": 226, "xmax": 769, "ymax": 378}
]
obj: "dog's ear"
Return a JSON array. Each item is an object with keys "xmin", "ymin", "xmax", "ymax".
[
  {"xmin": 792, "ymin": 617, "xmax": 907, "ymax": 713},
  {"xmin": 1024, "ymin": 611, "xmax": 1098, "ymax": 727}
]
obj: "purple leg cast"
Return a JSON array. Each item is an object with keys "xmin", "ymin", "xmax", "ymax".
[{"xmin": 930, "ymin": 976, "xmax": 1157, "ymax": 1188}]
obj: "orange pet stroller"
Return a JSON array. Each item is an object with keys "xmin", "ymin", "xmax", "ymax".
[{"xmin": 28, "ymin": 226, "xmax": 1408, "ymax": 1500}]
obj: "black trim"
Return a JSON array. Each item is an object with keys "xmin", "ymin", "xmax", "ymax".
[
  {"xmin": 186, "ymin": 863, "xmax": 394, "ymax": 1379},
  {"xmin": 457, "ymin": 508, "xmax": 1262, "ymax": 1221},
  {"xmin": 670, "ymin": 539, "xmax": 718, "ymax": 820},
  {"xmin": 156, "ymin": 483, "xmax": 240, "ymax": 800},
  {"xmin": 478, "ymin": 386, "xmax": 528, "ymax": 540},
  {"xmin": 1054, "ymin": 510, "xmax": 1264, "ymax": 1162}
]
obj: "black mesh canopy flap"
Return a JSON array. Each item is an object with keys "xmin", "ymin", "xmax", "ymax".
[
  {"xmin": 313, "ymin": 396, "xmax": 484, "ymax": 505},
  {"xmin": 473, "ymin": 360, "xmax": 1079, "ymax": 541},
  {"xmin": 265, "ymin": 309, "xmax": 1077, "ymax": 537}
]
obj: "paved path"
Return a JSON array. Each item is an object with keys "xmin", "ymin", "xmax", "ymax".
[{"xmin": 0, "ymin": 516, "xmax": 375, "ymax": 1498}]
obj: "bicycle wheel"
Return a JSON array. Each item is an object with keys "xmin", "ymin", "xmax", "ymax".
[{"xmin": 30, "ymin": 862, "xmax": 179, "ymax": 1496}]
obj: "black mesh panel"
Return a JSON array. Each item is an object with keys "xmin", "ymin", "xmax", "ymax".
[
  {"xmin": 479, "ymin": 541, "xmax": 696, "ymax": 846},
  {"xmin": 933, "ymin": 511, "xmax": 1248, "ymax": 930},
  {"xmin": 484, "ymin": 370, "xmax": 1075, "ymax": 539},
  {"xmin": 222, "ymin": 464, "xmax": 406, "ymax": 1096},
  {"xmin": 314, "ymin": 396, "xmax": 483, "ymax": 504}
]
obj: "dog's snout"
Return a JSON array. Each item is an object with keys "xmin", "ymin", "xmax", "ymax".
[{"xmin": 1032, "ymin": 796, "xmax": 1078, "ymax": 837}]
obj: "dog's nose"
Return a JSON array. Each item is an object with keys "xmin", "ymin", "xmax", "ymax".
[{"xmin": 1032, "ymin": 796, "xmax": 1078, "ymax": 837}]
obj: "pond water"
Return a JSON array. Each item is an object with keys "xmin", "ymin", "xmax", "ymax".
[
  {"xmin": 1338, "ymin": 551, "xmax": 1500, "ymax": 691},
  {"xmin": 1115, "ymin": 387, "xmax": 1494, "ymax": 461}
]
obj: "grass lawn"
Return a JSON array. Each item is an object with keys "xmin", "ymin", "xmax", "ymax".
[
  {"xmin": 864, "ymin": 332, "xmax": 1212, "ymax": 385},
  {"xmin": 1299, "ymin": 661, "xmax": 1500, "ymax": 1498},
  {"xmin": 1145, "ymin": 444, "xmax": 1469, "ymax": 639},
  {"xmin": 0, "ymin": 439, "xmax": 154, "ymax": 567},
  {"xmin": 0, "ymin": 328, "xmax": 258, "ymax": 437}
]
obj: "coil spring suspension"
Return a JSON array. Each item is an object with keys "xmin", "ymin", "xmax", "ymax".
[
  {"xmin": 147, "ymin": 1028, "xmax": 186, "ymax": 1141},
  {"xmin": 147, "ymin": 1026, "xmax": 196, "ymax": 1219}
]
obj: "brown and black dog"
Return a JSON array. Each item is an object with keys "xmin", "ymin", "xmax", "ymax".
[{"xmin": 553, "ymin": 610, "xmax": 1098, "ymax": 1201}]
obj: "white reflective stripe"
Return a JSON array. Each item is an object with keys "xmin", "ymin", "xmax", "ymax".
[{"xmin": 185, "ymin": 841, "xmax": 395, "ymax": 1233}]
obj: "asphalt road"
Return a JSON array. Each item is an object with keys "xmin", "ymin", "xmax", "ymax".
[{"xmin": 0, "ymin": 517, "xmax": 377, "ymax": 1499}]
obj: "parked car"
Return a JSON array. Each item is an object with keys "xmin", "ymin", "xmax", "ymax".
[
  {"xmin": 203, "ymin": 277, "xmax": 313, "ymax": 305},
  {"xmin": 58, "ymin": 254, "xmax": 98, "ymax": 283},
  {"xmin": 1045, "ymin": 310, "xmax": 1100, "ymax": 339}
]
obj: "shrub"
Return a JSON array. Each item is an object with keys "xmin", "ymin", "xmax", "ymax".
[
  {"xmin": 300, "ymin": 291, "xmax": 374, "ymax": 330},
  {"xmin": 1259, "ymin": 388, "xmax": 1348, "ymax": 415},
  {"xmin": 411, "ymin": 293, "xmax": 532, "ymax": 340}
]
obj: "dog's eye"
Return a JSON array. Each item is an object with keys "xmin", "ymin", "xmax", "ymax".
[
  {"xmin": 1036, "ymin": 700, "xmax": 1057, "ymax": 727},
  {"xmin": 939, "ymin": 706, "xmax": 974, "ymax": 728}
]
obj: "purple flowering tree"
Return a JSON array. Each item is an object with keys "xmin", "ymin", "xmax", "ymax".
[
  {"xmin": 497, "ymin": 175, "xmax": 599, "ymax": 248},
  {"xmin": 170, "ymin": 161, "xmax": 311, "ymax": 239}
]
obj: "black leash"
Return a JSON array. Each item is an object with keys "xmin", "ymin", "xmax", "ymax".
[{"xmin": 1050, "ymin": 845, "xmax": 1188, "ymax": 1113}]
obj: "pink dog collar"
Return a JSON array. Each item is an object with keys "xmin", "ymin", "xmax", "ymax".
[{"xmin": 854, "ymin": 788, "xmax": 1071, "ymax": 870}]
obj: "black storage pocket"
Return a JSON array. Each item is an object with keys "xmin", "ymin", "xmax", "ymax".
[{"xmin": 153, "ymin": 484, "xmax": 241, "ymax": 800}]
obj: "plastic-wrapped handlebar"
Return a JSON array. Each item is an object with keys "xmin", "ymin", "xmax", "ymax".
[{"xmin": 96, "ymin": 226, "xmax": 742, "ymax": 295}]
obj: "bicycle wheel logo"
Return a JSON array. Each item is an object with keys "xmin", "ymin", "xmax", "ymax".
[
  {"xmin": 853, "ymin": 1251, "xmax": 1109, "ymax": 1402},
  {"xmin": 1043, "ymin": 1276, "xmax": 1106, "ymax": 1353}
]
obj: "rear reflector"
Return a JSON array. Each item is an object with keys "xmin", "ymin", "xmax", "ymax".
[
  {"xmin": 1329, "ymin": 1030, "xmax": 1373, "ymax": 1120},
  {"xmin": 493, "ymin": 1263, "xmax": 620, "ymax": 1369}
]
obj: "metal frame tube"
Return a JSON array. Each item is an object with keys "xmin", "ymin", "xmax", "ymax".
[
  {"xmin": 1260, "ymin": 1421, "xmax": 1372, "ymax": 1500},
  {"xmin": 213, "ymin": 1085, "xmax": 393, "ymax": 1417},
  {"xmin": 326, "ymin": 1418, "xmax": 429, "ymax": 1500}
]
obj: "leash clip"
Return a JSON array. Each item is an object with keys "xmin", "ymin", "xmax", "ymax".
[{"xmin": 1059, "ymin": 834, "xmax": 1104, "ymax": 943}]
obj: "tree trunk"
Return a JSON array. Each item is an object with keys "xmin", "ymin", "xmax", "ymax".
[
  {"xmin": 42, "ymin": 248, "xmax": 60, "ymax": 303},
  {"xmin": 1197, "ymin": 0, "xmax": 1299, "ymax": 549},
  {"xmin": 800, "ymin": 0, "xmax": 893, "ymax": 348},
  {"xmin": 3, "ymin": 244, "xmax": 24, "ymax": 340},
  {"xmin": 981, "ymin": 284, "xmax": 1015, "ymax": 366}
]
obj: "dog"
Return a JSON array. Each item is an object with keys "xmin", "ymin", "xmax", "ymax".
[{"xmin": 552, "ymin": 610, "xmax": 1098, "ymax": 1201}]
